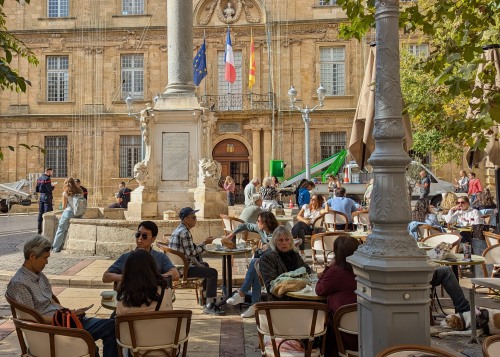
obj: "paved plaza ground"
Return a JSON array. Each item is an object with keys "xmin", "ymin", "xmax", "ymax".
[{"xmin": 0, "ymin": 213, "xmax": 497, "ymax": 356}]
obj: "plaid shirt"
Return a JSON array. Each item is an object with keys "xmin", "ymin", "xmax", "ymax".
[
  {"xmin": 169, "ymin": 223, "xmax": 205, "ymax": 266},
  {"xmin": 6, "ymin": 266, "xmax": 59, "ymax": 317}
]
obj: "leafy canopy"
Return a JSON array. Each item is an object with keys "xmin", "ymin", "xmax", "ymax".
[{"xmin": 337, "ymin": 0, "xmax": 500, "ymax": 162}]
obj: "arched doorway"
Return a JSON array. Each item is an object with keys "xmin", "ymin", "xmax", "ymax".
[{"xmin": 213, "ymin": 139, "xmax": 250, "ymax": 204}]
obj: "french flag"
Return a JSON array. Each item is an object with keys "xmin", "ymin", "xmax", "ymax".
[{"xmin": 224, "ymin": 27, "xmax": 236, "ymax": 83}]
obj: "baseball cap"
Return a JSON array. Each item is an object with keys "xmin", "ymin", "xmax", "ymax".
[{"xmin": 179, "ymin": 207, "xmax": 199, "ymax": 220}]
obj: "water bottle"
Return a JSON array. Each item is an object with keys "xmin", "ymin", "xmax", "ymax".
[{"xmin": 59, "ymin": 202, "xmax": 63, "ymax": 210}]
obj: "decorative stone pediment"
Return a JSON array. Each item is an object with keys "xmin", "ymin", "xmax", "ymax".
[{"xmin": 196, "ymin": 0, "xmax": 263, "ymax": 26}]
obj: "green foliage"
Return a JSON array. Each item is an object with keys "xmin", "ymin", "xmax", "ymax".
[{"xmin": 337, "ymin": 0, "xmax": 500, "ymax": 160}]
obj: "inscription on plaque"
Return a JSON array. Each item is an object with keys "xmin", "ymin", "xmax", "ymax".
[
  {"xmin": 162, "ymin": 132, "xmax": 189, "ymax": 180},
  {"xmin": 218, "ymin": 122, "xmax": 242, "ymax": 133}
]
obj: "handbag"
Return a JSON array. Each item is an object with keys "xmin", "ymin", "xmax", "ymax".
[{"xmin": 52, "ymin": 308, "xmax": 83, "ymax": 329}]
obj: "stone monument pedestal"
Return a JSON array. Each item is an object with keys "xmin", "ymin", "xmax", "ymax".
[
  {"xmin": 194, "ymin": 187, "xmax": 228, "ymax": 219},
  {"xmin": 125, "ymin": 186, "xmax": 158, "ymax": 220}
]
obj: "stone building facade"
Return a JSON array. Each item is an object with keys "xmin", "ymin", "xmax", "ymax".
[{"xmin": 1, "ymin": 0, "xmax": 456, "ymax": 206}]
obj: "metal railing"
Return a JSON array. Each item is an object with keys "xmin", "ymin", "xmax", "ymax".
[{"xmin": 201, "ymin": 92, "xmax": 275, "ymax": 111}]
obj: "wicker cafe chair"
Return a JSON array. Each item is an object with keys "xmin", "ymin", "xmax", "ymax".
[
  {"xmin": 13, "ymin": 318, "xmax": 96, "ymax": 357},
  {"xmin": 484, "ymin": 231, "xmax": 500, "ymax": 248},
  {"xmin": 254, "ymin": 301, "xmax": 329, "ymax": 357},
  {"xmin": 482, "ymin": 334, "xmax": 500, "ymax": 357},
  {"xmin": 115, "ymin": 310, "xmax": 192, "ymax": 357},
  {"xmin": 323, "ymin": 210, "xmax": 349, "ymax": 232},
  {"xmin": 375, "ymin": 344, "xmax": 456, "ymax": 357},
  {"xmin": 482, "ymin": 243, "xmax": 500, "ymax": 277},
  {"xmin": 303, "ymin": 214, "xmax": 326, "ymax": 250},
  {"xmin": 416, "ymin": 224, "xmax": 443, "ymax": 241},
  {"xmin": 310, "ymin": 232, "xmax": 344, "ymax": 266},
  {"xmin": 254, "ymin": 259, "xmax": 268, "ymax": 302},
  {"xmin": 156, "ymin": 242, "xmax": 205, "ymax": 306},
  {"xmin": 352, "ymin": 210, "xmax": 370, "ymax": 226},
  {"xmin": 332, "ymin": 303, "xmax": 359, "ymax": 357}
]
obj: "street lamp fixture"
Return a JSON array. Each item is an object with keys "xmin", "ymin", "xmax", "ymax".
[{"xmin": 288, "ymin": 85, "xmax": 326, "ymax": 180}]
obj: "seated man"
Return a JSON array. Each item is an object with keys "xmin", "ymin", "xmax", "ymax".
[
  {"xmin": 326, "ymin": 187, "xmax": 362, "ymax": 230},
  {"xmin": 239, "ymin": 193, "xmax": 264, "ymax": 224},
  {"xmin": 169, "ymin": 207, "xmax": 224, "ymax": 315},
  {"xmin": 108, "ymin": 182, "xmax": 132, "ymax": 209},
  {"xmin": 7, "ymin": 236, "xmax": 118, "ymax": 357},
  {"xmin": 102, "ymin": 220, "xmax": 179, "ymax": 289},
  {"xmin": 444, "ymin": 196, "xmax": 480, "ymax": 244}
]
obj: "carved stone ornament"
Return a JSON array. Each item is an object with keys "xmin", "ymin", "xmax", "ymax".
[
  {"xmin": 198, "ymin": 0, "xmax": 261, "ymax": 25},
  {"xmin": 133, "ymin": 160, "xmax": 149, "ymax": 186},
  {"xmin": 132, "ymin": 107, "xmax": 152, "ymax": 187},
  {"xmin": 198, "ymin": 158, "xmax": 222, "ymax": 189}
]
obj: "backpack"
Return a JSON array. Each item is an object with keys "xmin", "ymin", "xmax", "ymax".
[
  {"xmin": 72, "ymin": 194, "xmax": 87, "ymax": 217},
  {"xmin": 52, "ymin": 308, "xmax": 83, "ymax": 329}
]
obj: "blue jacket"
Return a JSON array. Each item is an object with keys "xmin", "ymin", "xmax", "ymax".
[{"xmin": 298, "ymin": 188, "xmax": 311, "ymax": 207}]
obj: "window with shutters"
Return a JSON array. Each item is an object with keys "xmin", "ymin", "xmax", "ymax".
[
  {"xmin": 121, "ymin": 54, "xmax": 144, "ymax": 99},
  {"xmin": 320, "ymin": 132, "xmax": 346, "ymax": 160},
  {"xmin": 217, "ymin": 50, "xmax": 242, "ymax": 110},
  {"xmin": 320, "ymin": 47, "xmax": 345, "ymax": 95},
  {"xmin": 47, "ymin": 56, "xmax": 69, "ymax": 102}
]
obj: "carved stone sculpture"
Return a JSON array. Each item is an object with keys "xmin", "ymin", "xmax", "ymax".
[
  {"xmin": 133, "ymin": 160, "xmax": 149, "ymax": 186},
  {"xmin": 198, "ymin": 0, "xmax": 261, "ymax": 25},
  {"xmin": 198, "ymin": 158, "xmax": 222, "ymax": 188}
]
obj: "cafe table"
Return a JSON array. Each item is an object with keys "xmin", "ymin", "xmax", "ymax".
[
  {"xmin": 431, "ymin": 253, "xmax": 485, "ymax": 280},
  {"xmin": 205, "ymin": 245, "xmax": 252, "ymax": 297},
  {"xmin": 348, "ymin": 231, "xmax": 370, "ymax": 243},
  {"xmin": 286, "ymin": 284, "xmax": 327, "ymax": 301},
  {"xmin": 275, "ymin": 215, "xmax": 296, "ymax": 231}
]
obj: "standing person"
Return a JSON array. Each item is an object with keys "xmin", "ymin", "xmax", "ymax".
[
  {"xmin": 363, "ymin": 178, "xmax": 374, "ymax": 207},
  {"xmin": 297, "ymin": 180, "xmax": 315, "ymax": 207},
  {"xmin": 168, "ymin": 207, "xmax": 225, "ymax": 315},
  {"xmin": 326, "ymin": 187, "xmax": 362, "ymax": 229},
  {"xmin": 7, "ymin": 236, "xmax": 118, "ymax": 357},
  {"xmin": 36, "ymin": 168, "xmax": 57, "ymax": 234},
  {"xmin": 416, "ymin": 170, "xmax": 431, "ymax": 199},
  {"xmin": 102, "ymin": 221, "xmax": 179, "ymax": 288},
  {"xmin": 223, "ymin": 176, "xmax": 236, "ymax": 206},
  {"xmin": 239, "ymin": 193, "xmax": 264, "ymax": 223},
  {"xmin": 75, "ymin": 179, "xmax": 88, "ymax": 200},
  {"xmin": 223, "ymin": 211, "xmax": 280, "ymax": 317},
  {"xmin": 51, "ymin": 178, "xmax": 83, "ymax": 252},
  {"xmin": 116, "ymin": 249, "xmax": 173, "ymax": 315},
  {"xmin": 292, "ymin": 194, "xmax": 328, "ymax": 258},
  {"xmin": 468, "ymin": 172, "xmax": 482, "ymax": 203},
  {"xmin": 260, "ymin": 177, "xmax": 279, "ymax": 210},
  {"xmin": 259, "ymin": 226, "xmax": 311, "ymax": 301},
  {"xmin": 244, "ymin": 177, "xmax": 260, "ymax": 207},
  {"xmin": 315, "ymin": 236, "xmax": 360, "ymax": 356},
  {"xmin": 295, "ymin": 179, "xmax": 308, "ymax": 206},
  {"xmin": 327, "ymin": 175, "xmax": 341, "ymax": 199},
  {"xmin": 454, "ymin": 170, "xmax": 469, "ymax": 193},
  {"xmin": 108, "ymin": 182, "xmax": 132, "ymax": 208}
]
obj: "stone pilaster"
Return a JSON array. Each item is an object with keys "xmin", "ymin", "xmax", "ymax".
[
  {"xmin": 252, "ymin": 129, "xmax": 262, "ymax": 179},
  {"xmin": 347, "ymin": 1, "xmax": 435, "ymax": 355},
  {"xmin": 263, "ymin": 130, "xmax": 272, "ymax": 177}
]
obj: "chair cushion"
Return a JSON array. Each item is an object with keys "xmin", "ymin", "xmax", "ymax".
[{"xmin": 263, "ymin": 337, "xmax": 320, "ymax": 357}]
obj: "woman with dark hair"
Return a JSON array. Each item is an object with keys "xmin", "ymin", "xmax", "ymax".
[
  {"xmin": 116, "ymin": 249, "xmax": 172, "ymax": 315},
  {"xmin": 408, "ymin": 198, "xmax": 444, "ymax": 239},
  {"xmin": 52, "ymin": 177, "xmax": 83, "ymax": 252},
  {"xmin": 259, "ymin": 226, "xmax": 311, "ymax": 301},
  {"xmin": 298, "ymin": 180, "xmax": 315, "ymax": 207},
  {"xmin": 292, "ymin": 193, "xmax": 328, "ymax": 258},
  {"xmin": 224, "ymin": 211, "xmax": 280, "ymax": 317},
  {"xmin": 472, "ymin": 188, "xmax": 496, "ymax": 209},
  {"xmin": 315, "ymin": 235, "xmax": 360, "ymax": 357}
]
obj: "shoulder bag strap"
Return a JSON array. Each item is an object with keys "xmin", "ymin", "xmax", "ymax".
[{"xmin": 155, "ymin": 285, "xmax": 166, "ymax": 311}]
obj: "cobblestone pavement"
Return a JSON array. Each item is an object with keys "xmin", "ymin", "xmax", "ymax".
[{"xmin": 0, "ymin": 214, "xmax": 497, "ymax": 356}]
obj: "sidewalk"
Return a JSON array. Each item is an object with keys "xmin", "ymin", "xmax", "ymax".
[{"xmin": 0, "ymin": 248, "xmax": 492, "ymax": 356}]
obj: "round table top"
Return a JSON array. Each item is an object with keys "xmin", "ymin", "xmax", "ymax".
[
  {"xmin": 286, "ymin": 284, "xmax": 327, "ymax": 301},
  {"xmin": 205, "ymin": 246, "xmax": 252, "ymax": 256},
  {"xmin": 348, "ymin": 231, "xmax": 370, "ymax": 242},
  {"xmin": 431, "ymin": 253, "xmax": 485, "ymax": 265},
  {"xmin": 418, "ymin": 242, "xmax": 434, "ymax": 251}
]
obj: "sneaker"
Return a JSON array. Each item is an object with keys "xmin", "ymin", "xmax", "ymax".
[
  {"xmin": 227, "ymin": 292, "xmax": 245, "ymax": 305},
  {"xmin": 241, "ymin": 305, "xmax": 255, "ymax": 318},
  {"xmin": 203, "ymin": 303, "xmax": 226, "ymax": 316},
  {"xmin": 213, "ymin": 296, "xmax": 227, "ymax": 307}
]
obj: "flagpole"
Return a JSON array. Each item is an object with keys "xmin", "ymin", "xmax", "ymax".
[
  {"xmin": 250, "ymin": 28, "xmax": 253, "ymax": 109},
  {"xmin": 203, "ymin": 30, "xmax": 207, "ymax": 98}
]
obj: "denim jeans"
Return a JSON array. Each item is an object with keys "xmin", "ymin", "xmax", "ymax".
[
  {"xmin": 81, "ymin": 316, "xmax": 118, "ymax": 357},
  {"xmin": 37, "ymin": 194, "xmax": 53, "ymax": 233},
  {"xmin": 431, "ymin": 266, "xmax": 470, "ymax": 313},
  {"xmin": 52, "ymin": 208, "xmax": 74, "ymax": 252},
  {"xmin": 240, "ymin": 258, "xmax": 261, "ymax": 305}
]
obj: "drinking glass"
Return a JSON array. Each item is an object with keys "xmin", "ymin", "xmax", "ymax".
[{"xmin": 357, "ymin": 224, "xmax": 364, "ymax": 233}]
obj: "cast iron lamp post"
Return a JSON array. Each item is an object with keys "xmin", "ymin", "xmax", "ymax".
[{"xmin": 288, "ymin": 85, "xmax": 326, "ymax": 180}]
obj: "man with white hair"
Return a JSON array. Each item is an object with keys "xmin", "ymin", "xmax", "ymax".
[
  {"xmin": 244, "ymin": 177, "xmax": 260, "ymax": 207},
  {"xmin": 239, "ymin": 193, "xmax": 264, "ymax": 223}
]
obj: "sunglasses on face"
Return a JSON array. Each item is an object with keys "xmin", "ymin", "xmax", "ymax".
[
  {"xmin": 135, "ymin": 232, "xmax": 150, "ymax": 240},
  {"xmin": 456, "ymin": 201, "xmax": 466, "ymax": 204}
]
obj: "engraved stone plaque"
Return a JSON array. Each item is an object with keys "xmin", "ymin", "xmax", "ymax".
[
  {"xmin": 162, "ymin": 132, "xmax": 189, "ymax": 180},
  {"xmin": 218, "ymin": 122, "xmax": 242, "ymax": 133}
]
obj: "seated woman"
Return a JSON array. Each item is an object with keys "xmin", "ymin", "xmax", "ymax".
[
  {"xmin": 315, "ymin": 236, "xmax": 360, "ymax": 357},
  {"xmin": 444, "ymin": 196, "xmax": 480, "ymax": 244},
  {"xmin": 291, "ymin": 193, "xmax": 328, "ymax": 258},
  {"xmin": 408, "ymin": 198, "xmax": 444, "ymax": 240},
  {"xmin": 260, "ymin": 177, "xmax": 280, "ymax": 210},
  {"xmin": 224, "ymin": 211, "xmax": 279, "ymax": 318},
  {"xmin": 472, "ymin": 188, "xmax": 497, "ymax": 227},
  {"xmin": 259, "ymin": 226, "xmax": 311, "ymax": 301},
  {"xmin": 116, "ymin": 249, "xmax": 173, "ymax": 315}
]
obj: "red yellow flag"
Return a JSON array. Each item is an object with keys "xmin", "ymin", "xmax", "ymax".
[{"xmin": 248, "ymin": 33, "xmax": 256, "ymax": 89}]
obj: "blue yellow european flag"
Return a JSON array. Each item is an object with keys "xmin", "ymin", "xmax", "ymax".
[{"xmin": 193, "ymin": 38, "xmax": 207, "ymax": 86}]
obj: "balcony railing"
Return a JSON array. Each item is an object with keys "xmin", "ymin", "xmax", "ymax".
[{"xmin": 201, "ymin": 92, "xmax": 275, "ymax": 111}]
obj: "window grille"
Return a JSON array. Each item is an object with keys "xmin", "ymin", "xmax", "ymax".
[
  {"xmin": 406, "ymin": 43, "xmax": 429, "ymax": 57},
  {"xmin": 48, "ymin": 0, "xmax": 69, "ymax": 18},
  {"xmin": 119, "ymin": 136, "xmax": 141, "ymax": 178},
  {"xmin": 122, "ymin": 0, "xmax": 144, "ymax": 15},
  {"xmin": 45, "ymin": 136, "xmax": 67, "ymax": 177},
  {"xmin": 47, "ymin": 56, "xmax": 69, "ymax": 102},
  {"xmin": 121, "ymin": 54, "xmax": 144, "ymax": 99},
  {"xmin": 320, "ymin": 132, "xmax": 346, "ymax": 160},
  {"xmin": 320, "ymin": 47, "xmax": 345, "ymax": 95},
  {"xmin": 319, "ymin": 0, "xmax": 337, "ymax": 5},
  {"xmin": 217, "ymin": 50, "xmax": 243, "ymax": 110}
]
